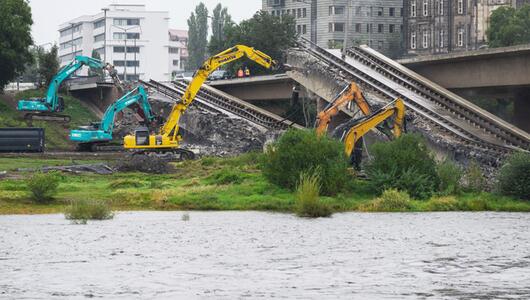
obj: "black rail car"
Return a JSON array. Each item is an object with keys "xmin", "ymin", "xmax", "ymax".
[{"xmin": 0, "ymin": 128, "xmax": 45, "ymax": 152}]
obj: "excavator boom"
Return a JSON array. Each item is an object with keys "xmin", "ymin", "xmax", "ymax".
[{"xmin": 315, "ymin": 82, "xmax": 371, "ymax": 136}]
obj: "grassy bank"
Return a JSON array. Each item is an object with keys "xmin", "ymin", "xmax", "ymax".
[
  {"xmin": 0, "ymin": 155, "xmax": 529, "ymax": 215},
  {"xmin": 0, "ymin": 90, "xmax": 97, "ymax": 150}
]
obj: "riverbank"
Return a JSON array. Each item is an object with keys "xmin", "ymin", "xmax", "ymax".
[{"xmin": 1, "ymin": 154, "xmax": 529, "ymax": 215}]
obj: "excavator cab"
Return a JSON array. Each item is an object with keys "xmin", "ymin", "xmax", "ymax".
[{"xmin": 134, "ymin": 127, "xmax": 150, "ymax": 146}]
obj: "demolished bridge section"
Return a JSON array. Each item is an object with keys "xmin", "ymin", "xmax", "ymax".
[{"xmin": 287, "ymin": 38, "xmax": 530, "ymax": 167}]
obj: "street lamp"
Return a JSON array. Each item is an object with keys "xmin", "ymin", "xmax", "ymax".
[
  {"xmin": 112, "ymin": 24, "xmax": 140, "ymax": 82},
  {"xmin": 101, "ymin": 8, "xmax": 109, "ymax": 62}
]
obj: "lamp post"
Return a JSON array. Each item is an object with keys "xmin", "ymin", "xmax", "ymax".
[
  {"xmin": 112, "ymin": 24, "xmax": 140, "ymax": 82},
  {"xmin": 101, "ymin": 8, "xmax": 109, "ymax": 62}
]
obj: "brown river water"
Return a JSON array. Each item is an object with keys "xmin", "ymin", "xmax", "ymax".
[{"xmin": 1, "ymin": 212, "xmax": 529, "ymax": 299}]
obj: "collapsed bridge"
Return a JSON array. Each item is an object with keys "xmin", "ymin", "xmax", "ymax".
[{"xmin": 286, "ymin": 38, "xmax": 530, "ymax": 166}]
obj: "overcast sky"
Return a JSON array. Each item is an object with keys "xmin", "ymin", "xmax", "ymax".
[{"xmin": 28, "ymin": 0, "xmax": 262, "ymax": 46}]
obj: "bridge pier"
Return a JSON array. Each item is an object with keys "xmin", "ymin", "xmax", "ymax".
[{"xmin": 514, "ymin": 88, "xmax": 530, "ymax": 133}]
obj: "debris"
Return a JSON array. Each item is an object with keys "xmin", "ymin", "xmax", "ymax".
[
  {"xmin": 17, "ymin": 163, "xmax": 114, "ymax": 175},
  {"xmin": 114, "ymin": 155, "xmax": 173, "ymax": 174}
]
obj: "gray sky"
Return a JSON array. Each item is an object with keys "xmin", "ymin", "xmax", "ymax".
[{"xmin": 29, "ymin": 0, "xmax": 262, "ymax": 46}]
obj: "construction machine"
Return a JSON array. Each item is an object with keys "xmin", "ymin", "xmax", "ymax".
[
  {"xmin": 17, "ymin": 56, "xmax": 118, "ymax": 123},
  {"xmin": 69, "ymin": 86, "xmax": 156, "ymax": 152},
  {"xmin": 315, "ymin": 82, "xmax": 405, "ymax": 169},
  {"xmin": 123, "ymin": 45, "xmax": 276, "ymax": 159}
]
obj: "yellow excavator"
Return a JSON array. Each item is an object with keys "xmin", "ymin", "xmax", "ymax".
[
  {"xmin": 123, "ymin": 45, "xmax": 276, "ymax": 159},
  {"xmin": 315, "ymin": 82, "xmax": 405, "ymax": 169}
]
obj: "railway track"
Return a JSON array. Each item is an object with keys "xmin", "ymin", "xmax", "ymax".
[
  {"xmin": 296, "ymin": 38, "xmax": 530, "ymax": 156},
  {"xmin": 141, "ymin": 79, "xmax": 301, "ymax": 131}
]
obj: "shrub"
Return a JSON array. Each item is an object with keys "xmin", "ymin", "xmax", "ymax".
[
  {"xmin": 436, "ymin": 160, "xmax": 463, "ymax": 195},
  {"xmin": 425, "ymin": 196, "xmax": 459, "ymax": 211},
  {"xmin": 365, "ymin": 134, "xmax": 439, "ymax": 199},
  {"xmin": 359, "ymin": 189, "xmax": 412, "ymax": 212},
  {"xmin": 497, "ymin": 151, "xmax": 530, "ymax": 200},
  {"xmin": 26, "ymin": 172, "xmax": 60, "ymax": 203},
  {"xmin": 294, "ymin": 170, "xmax": 332, "ymax": 218},
  {"xmin": 64, "ymin": 199, "xmax": 114, "ymax": 221},
  {"xmin": 207, "ymin": 169, "xmax": 244, "ymax": 185},
  {"xmin": 108, "ymin": 179, "xmax": 144, "ymax": 189},
  {"xmin": 262, "ymin": 129, "xmax": 348, "ymax": 195},
  {"xmin": 462, "ymin": 160, "xmax": 486, "ymax": 193}
]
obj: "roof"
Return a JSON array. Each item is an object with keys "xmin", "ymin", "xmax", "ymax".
[{"xmin": 169, "ymin": 29, "xmax": 188, "ymax": 39}]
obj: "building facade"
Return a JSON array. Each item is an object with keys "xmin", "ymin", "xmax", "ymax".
[
  {"xmin": 262, "ymin": 0, "xmax": 404, "ymax": 58},
  {"xmin": 404, "ymin": 0, "xmax": 530, "ymax": 56},
  {"xmin": 58, "ymin": 4, "xmax": 187, "ymax": 81}
]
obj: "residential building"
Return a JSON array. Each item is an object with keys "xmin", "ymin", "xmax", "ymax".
[
  {"xmin": 58, "ymin": 4, "xmax": 187, "ymax": 81},
  {"xmin": 262, "ymin": 0, "xmax": 404, "ymax": 58},
  {"xmin": 404, "ymin": 0, "xmax": 530, "ymax": 56},
  {"xmin": 168, "ymin": 29, "xmax": 189, "ymax": 78}
]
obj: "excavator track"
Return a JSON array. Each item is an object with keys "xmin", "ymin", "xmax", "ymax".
[
  {"xmin": 130, "ymin": 148, "xmax": 195, "ymax": 161},
  {"xmin": 24, "ymin": 113, "xmax": 71, "ymax": 124}
]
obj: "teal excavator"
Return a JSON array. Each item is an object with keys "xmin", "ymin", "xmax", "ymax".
[
  {"xmin": 17, "ymin": 55, "xmax": 118, "ymax": 123},
  {"xmin": 69, "ymin": 86, "xmax": 156, "ymax": 152}
]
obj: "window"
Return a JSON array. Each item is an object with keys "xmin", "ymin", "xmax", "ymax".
[
  {"xmin": 457, "ymin": 28, "xmax": 464, "ymax": 46},
  {"xmin": 94, "ymin": 34, "xmax": 105, "ymax": 42},
  {"xmin": 355, "ymin": 6, "xmax": 361, "ymax": 16},
  {"xmin": 389, "ymin": 24, "xmax": 395, "ymax": 33},
  {"xmin": 113, "ymin": 60, "xmax": 140, "ymax": 67},
  {"xmin": 411, "ymin": 1, "xmax": 417, "ymax": 17},
  {"xmin": 297, "ymin": 8, "xmax": 301, "ymax": 18},
  {"xmin": 355, "ymin": 23, "xmax": 361, "ymax": 33},
  {"xmin": 113, "ymin": 32, "xmax": 140, "ymax": 40},
  {"xmin": 114, "ymin": 46, "xmax": 125, "ymax": 53},
  {"xmin": 401, "ymin": 8, "xmax": 404, "ymax": 17},
  {"xmin": 94, "ymin": 47, "xmax": 105, "ymax": 56},
  {"xmin": 458, "ymin": 0, "xmax": 463, "ymax": 14},
  {"xmin": 377, "ymin": 7, "xmax": 383, "ymax": 16},
  {"xmin": 422, "ymin": 31, "xmax": 429, "ymax": 48},
  {"xmin": 367, "ymin": 24, "xmax": 371, "ymax": 33},
  {"xmin": 378, "ymin": 24, "xmax": 384, "ymax": 33},
  {"xmin": 173, "ymin": 60, "xmax": 179, "ymax": 66},
  {"xmin": 389, "ymin": 7, "xmax": 395, "ymax": 17},
  {"xmin": 169, "ymin": 47, "xmax": 179, "ymax": 54},
  {"xmin": 303, "ymin": 8, "xmax": 307, "ymax": 17},
  {"xmin": 440, "ymin": 30, "xmax": 444, "ymax": 48},
  {"xmin": 297, "ymin": 25, "xmax": 302, "ymax": 34},
  {"xmin": 329, "ymin": 6, "xmax": 345, "ymax": 15},
  {"xmin": 94, "ymin": 19, "xmax": 105, "ymax": 29},
  {"xmin": 411, "ymin": 32, "xmax": 417, "ymax": 49},
  {"xmin": 302, "ymin": 25, "xmax": 307, "ymax": 34},
  {"xmin": 328, "ymin": 23, "xmax": 345, "ymax": 32},
  {"xmin": 439, "ymin": 0, "xmax": 444, "ymax": 15},
  {"xmin": 423, "ymin": 0, "xmax": 429, "ymax": 16},
  {"xmin": 113, "ymin": 18, "xmax": 140, "ymax": 26},
  {"xmin": 127, "ymin": 46, "xmax": 140, "ymax": 53}
]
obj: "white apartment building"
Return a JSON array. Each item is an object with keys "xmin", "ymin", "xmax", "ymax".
[{"xmin": 58, "ymin": 4, "xmax": 187, "ymax": 81}]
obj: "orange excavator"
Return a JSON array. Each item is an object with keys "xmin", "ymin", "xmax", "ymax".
[{"xmin": 315, "ymin": 82, "xmax": 405, "ymax": 169}]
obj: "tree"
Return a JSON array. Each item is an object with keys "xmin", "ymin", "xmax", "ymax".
[
  {"xmin": 487, "ymin": 5, "xmax": 530, "ymax": 48},
  {"xmin": 187, "ymin": 3, "xmax": 209, "ymax": 70},
  {"xmin": 221, "ymin": 11, "xmax": 297, "ymax": 75},
  {"xmin": 38, "ymin": 45, "xmax": 59, "ymax": 87},
  {"xmin": 0, "ymin": 0, "xmax": 33, "ymax": 90},
  {"xmin": 208, "ymin": 3, "xmax": 234, "ymax": 55}
]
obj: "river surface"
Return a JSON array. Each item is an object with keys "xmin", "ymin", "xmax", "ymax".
[{"xmin": 1, "ymin": 212, "xmax": 529, "ymax": 299}]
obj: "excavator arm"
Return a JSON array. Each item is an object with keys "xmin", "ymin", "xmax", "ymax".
[
  {"xmin": 159, "ymin": 45, "xmax": 276, "ymax": 142},
  {"xmin": 315, "ymin": 82, "xmax": 372, "ymax": 136},
  {"xmin": 343, "ymin": 98, "xmax": 405, "ymax": 157}
]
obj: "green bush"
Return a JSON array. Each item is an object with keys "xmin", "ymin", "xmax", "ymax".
[
  {"xmin": 462, "ymin": 161, "xmax": 486, "ymax": 193},
  {"xmin": 360, "ymin": 189, "xmax": 412, "ymax": 212},
  {"xmin": 64, "ymin": 199, "xmax": 114, "ymax": 221},
  {"xmin": 26, "ymin": 172, "xmax": 60, "ymax": 203},
  {"xmin": 262, "ymin": 129, "xmax": 348, "ymax": 195},
  {"xmin": 497, "ymin": 151, "xmax": 530, "ymax": 200},
  {"xmin": 207, "ymin": 169, "xmax": 244, "ymax": 185},
  {"xmin": 436, "ymin": 160, "xmax": 463, "ymax": 195},
  {"xmin": 365, "ymin": 134, "xmax": 439, "ymax": 199},
  {"xmin": 425, "ymin": 196, "xmax": 459, "ymax": 211},
  {"xmin": 294, "ymin": 170, "xmax": 332, "ymax": 218}
]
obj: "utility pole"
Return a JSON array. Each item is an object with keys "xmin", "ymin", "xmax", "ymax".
[
  {"xmin": 112, "ymin": 24, "xmax": 140, "ymax": 82},
  {"xmin": 101, "ymin": 8, "xmax": 109, "ymax": 62}
]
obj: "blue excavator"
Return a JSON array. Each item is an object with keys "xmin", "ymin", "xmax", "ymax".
[
  {"xmin": 17, "ymin": 55, "xmax": 119, "ymax": 123},
  {"xmin": 69, "ymin": 85, "xmax": 156, "ymax": 152}
]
